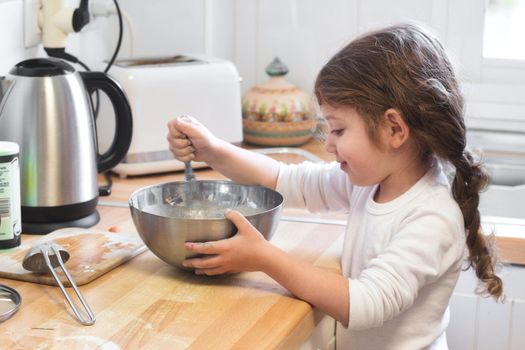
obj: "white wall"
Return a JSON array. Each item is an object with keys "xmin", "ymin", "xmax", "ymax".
[
  {"xmin": 2, "ymin": 0, "xmax": 524, "ymax": 113},
  {"xmin": 0, "ymin": 0, "xmax": 221, "ymax": 72},
  {"xmin": 0, "ymin": 1, "xmax": 501, "ymax": 82},
  {"xmin": 99, "ymin": 0, "xmax": 525, "ymax": 134},
  {"xmin": 0, "ymin": 0, "xmax": 35, "ymax": 72}
]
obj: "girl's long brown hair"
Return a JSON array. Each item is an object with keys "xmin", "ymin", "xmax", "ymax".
[{"xmin": 314, "ymin": 23, "xmax": 503, "ymax": 299}]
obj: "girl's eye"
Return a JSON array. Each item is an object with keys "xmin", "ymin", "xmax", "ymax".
[{"xmin": 330, "ymin": 129, "xmax": 344, "ymax": 136}]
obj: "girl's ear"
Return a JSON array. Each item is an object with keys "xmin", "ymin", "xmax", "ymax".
[{"xmin": 383, "ymin": 108, "xmax": 410, "ymax": 148}]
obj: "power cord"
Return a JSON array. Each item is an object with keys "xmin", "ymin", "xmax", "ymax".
[
  {"xmin": 99, "ymin": 171, "xmax": 113, "ymax": 196},
  {"xmin": 73, "ymin": 0, "xmax": 90, "ymax": 31},
  {"xmin": 45, "ymin": 0, "xmax": 123, "ymax": 76},
  {"xmin": 104, "ymin": 0, "xmax": 123, "ymax": 73}
]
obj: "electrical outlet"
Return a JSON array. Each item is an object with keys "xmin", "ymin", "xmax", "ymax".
[{"xmin": 23, "ymin": 0, "xmax": 42, "ymax": 48}]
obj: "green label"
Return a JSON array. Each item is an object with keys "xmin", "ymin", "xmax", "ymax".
[{"xmin": 0, "ymin": 159, "xmax": 21, "ymax": 240}]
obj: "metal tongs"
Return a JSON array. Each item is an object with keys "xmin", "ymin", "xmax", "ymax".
[{"xmin": 22, "ymin": 242, "xmax": 96, "ymax": 326}]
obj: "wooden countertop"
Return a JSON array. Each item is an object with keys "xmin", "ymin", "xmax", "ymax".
[
  {"xmin": 0, "ymin": 206, "xmax": 343, "ymax": 349},
  {"xmin": 1, "ymin": 139, "xmax": 523, "ymax": 349},
  {"xmin": 0, "ymin": 139, "xmax": 345, "ymax": 349}
]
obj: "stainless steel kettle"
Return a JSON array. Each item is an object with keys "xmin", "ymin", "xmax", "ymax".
[{"xmin": 0, "ymin": 58, "xmax": 132, "ymax": 234}]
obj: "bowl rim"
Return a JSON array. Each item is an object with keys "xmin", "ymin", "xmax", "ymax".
[{"xmin": 128, "ymin": 180, "xmax": 284, "ymax": 221}]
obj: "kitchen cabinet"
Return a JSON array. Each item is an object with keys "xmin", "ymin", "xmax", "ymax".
[{"xmin": 448, "ymin": 264, "xmax": 525, "ymax": 350}]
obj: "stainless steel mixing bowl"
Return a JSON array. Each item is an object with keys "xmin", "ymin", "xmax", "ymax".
[{"xmin": 129, "ymin": 180, "xmax": 283, "ymax": 269}]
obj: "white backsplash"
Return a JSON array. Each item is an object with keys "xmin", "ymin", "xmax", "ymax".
[
  {"xmin": 0, "ymin": 0, "xmax": 472, "ymax": 94},
  {"xmin": 0, "ymin": 0, "xmax": 212, "ymax": 74},
  {"xmin": 0, "ymin": 0, "xmax": 30, "ymax": 73}
]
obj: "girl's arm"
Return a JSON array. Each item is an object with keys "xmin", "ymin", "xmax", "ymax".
[
  {"xmin": 183, "ymin": 210, "xmax": 350, "ymax": 326},
  {"xmin": 259, "ymin": 240, "xmax": 350, "ymax": 325},
  {"xmin": 167, "ymin": 116, "xmax": 280, "ymax": 189},
  {"xmin": 210, "ymin": 139, "xmax": 280, "ymax": 189}
]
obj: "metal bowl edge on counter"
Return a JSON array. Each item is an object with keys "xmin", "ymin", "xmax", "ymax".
[{"xmin": 129, "ymin": 180, "xmax": 283, "ymax": 269}]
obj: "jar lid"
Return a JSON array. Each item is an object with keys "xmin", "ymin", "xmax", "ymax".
[
  {"xmin": 0, "ymin": 142, "xmax": 19, "ymax": 156},
  {"xmin": 265, "ymin": 57, "xmax": 289, "ymax": 77},
  {"xmin": 0, "ymin": 284, "xmax": 21, "ymax": 322}
]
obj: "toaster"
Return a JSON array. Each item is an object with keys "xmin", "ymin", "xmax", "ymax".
[{"xmin": 96, "ymin": 54, "xmax": 243, "ymax": 176}]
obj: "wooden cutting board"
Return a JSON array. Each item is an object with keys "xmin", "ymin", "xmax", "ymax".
[{"xmin": 0, "ymin": 228, "xmax": 146, "ymax": 286}]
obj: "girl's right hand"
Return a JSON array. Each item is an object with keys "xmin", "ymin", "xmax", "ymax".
[{"xmin": 166, "ymin": 115, "xmax": 220, "ymax": 164}]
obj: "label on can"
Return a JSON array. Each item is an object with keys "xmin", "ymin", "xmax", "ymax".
[{"xmin": 0, "ymin": 156, "xmax": 21, "ymax": 241}]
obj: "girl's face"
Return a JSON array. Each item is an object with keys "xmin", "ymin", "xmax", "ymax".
[{"xmin": 322, "ymin": 104, "xmax": 390, "ymax": 187}]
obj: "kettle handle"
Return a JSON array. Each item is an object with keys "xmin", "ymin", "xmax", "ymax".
[{"xmin": 80, "ymin": 71, "xmax": 133, "ymax": 173}]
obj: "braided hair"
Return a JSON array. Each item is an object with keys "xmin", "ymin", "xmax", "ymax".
[{"xmin": 314, "ymin": 23, "xmax": 503, "ymax": 299}]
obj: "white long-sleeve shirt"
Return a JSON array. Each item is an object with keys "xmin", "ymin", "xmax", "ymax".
[{"xmin": 276, "ymin": 161, "xmax": 465, "ymax": 350}]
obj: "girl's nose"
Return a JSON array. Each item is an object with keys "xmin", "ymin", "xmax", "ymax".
[{"xmin": 324, "ymin": 136, "xmax": 335, "ymax": 154}]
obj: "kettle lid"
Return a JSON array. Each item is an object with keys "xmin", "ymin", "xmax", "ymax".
[{"xmin": 9, "ymin": 58, "xmax": 75, "ymax": 77}]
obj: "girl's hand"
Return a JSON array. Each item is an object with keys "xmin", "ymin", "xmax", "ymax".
[
  {"xmin": 166, "ymin": 115, "xmax": 220, "ymax": 164},
  {"xmin": 182, "ymin": 209, "xmax": 270, "ymax": 275}
]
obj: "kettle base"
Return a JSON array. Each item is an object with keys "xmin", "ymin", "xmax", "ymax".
[{"xmin": 22, "ymin": 210, "xmax": 100, "ymax": 235}]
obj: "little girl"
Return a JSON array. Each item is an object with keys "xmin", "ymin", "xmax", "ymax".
[{"xmin": 167, "ymin": 23, "xmax": 503, "ymax": 350}]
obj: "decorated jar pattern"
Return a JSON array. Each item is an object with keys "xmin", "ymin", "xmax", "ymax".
[{"xmin": 242, "ymin": 57, "xmax": 315, "ymax": 146}]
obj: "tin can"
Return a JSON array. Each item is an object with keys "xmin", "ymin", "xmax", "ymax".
[{"xmin": 0, "ymin": 142, "xmax": 21, "ymax": 249}]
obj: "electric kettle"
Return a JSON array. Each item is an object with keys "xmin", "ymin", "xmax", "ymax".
[{"xmin": 0, "ymin": 58, "xmax": 132, "ymax": 234}]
